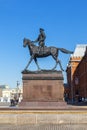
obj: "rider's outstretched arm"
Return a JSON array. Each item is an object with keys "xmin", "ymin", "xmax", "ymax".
[{"xmin": 32, "ymin": 36, "xmax": 39, "ymax": 43}]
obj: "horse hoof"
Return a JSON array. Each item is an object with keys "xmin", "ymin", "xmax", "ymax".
[{"xmin": 52, "ymin": 67, "xmax": 55, "ymax": 70}]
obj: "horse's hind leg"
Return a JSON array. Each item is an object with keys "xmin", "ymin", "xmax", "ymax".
[
  {"xmin": 51, "ymin": 55, "xmax": 58, "ymax": 70},
  {"xmin": 52, "ymin": 59, "xmax": 58, "ymax": 70},
  {"xmin": 57, "ymin": 59, "xmax": 64, "ymax": 71},
  {"xmin": 52, "ymin": 55, "xmax": 64, "ymax": 71}
]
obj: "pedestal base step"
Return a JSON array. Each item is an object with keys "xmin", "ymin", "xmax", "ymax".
[{"xmin": 19, "ymin": 101, "xmax": 67, "ymax": 109}]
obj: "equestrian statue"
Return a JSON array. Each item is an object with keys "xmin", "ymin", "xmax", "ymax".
[{"xmin": 23, "ymin": 28, "xmax": 73, "ymax": 71}]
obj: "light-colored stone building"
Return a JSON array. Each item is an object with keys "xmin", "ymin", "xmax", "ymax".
[{"xmin": 0, "ymin": 85, "xmax": 23, "ymax": 102}]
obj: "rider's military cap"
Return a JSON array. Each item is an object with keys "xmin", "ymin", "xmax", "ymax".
[{"xmin": 40, "ymin": 28, "xmax": 44, "ymax": 31}]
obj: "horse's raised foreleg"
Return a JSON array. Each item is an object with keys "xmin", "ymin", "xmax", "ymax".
[
  {"xmin": 24, "ymin": 56, "xmax": 33, "ymax": 70},
  {"xmin": 34, "ymin": 58, "xmax": 41, "ymax": 70}
]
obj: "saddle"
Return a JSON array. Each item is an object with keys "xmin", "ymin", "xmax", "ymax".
[{"xmin": 38, "ymin": 46, "xmax": 47, "ymax": 54}]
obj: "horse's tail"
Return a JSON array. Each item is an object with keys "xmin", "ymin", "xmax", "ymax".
[{"xmin": 58, "ymin": 48, "xmax": 73, "ymax": 54}]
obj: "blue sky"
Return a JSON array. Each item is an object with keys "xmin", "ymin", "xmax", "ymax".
[{"xmin": 0, "ymin": 0, "xmax": 87, "ymax": 88}]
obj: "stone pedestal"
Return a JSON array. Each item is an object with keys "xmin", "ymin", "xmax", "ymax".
[{"xmin": 20, "ymin": 70, "xmax": 66, "ymax": 108}]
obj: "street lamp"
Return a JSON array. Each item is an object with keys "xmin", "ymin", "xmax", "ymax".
[
  {"xmin": 17, "ymin": 81, "xmax": 20, "ymax": 88},
  {"xmin": 70, "ymin": 63, "xmax": 73, "ymax": 103},
  {"xmin": 16, "ymin": 81, "xmax": 20, "ymax": 102}
]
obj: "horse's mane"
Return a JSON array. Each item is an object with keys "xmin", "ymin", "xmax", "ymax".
[
  {"xmin": 31, "ymin": 43, "xmax": 36, "ymax": 47},
  {"xmin": 24, "ymin": 38, "xmax": 36, "ymax": 47}
]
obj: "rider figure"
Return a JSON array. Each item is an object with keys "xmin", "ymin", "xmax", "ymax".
[{"xmin": 32, "ymin": 28, "xmax": 46, "ymax": 53}]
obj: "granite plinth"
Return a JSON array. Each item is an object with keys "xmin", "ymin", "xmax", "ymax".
[
  {"xmin": 19, "ymin": 101, "xmax": 67, "ymax": 109},
  {"xmin": 20, "ymin": 70, "xmax": 65, "ymax": 108}
]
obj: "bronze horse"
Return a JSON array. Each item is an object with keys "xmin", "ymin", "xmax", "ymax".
[{"xmin": 23, "ymin": 38, "xmax": 73, "ymax": 71}]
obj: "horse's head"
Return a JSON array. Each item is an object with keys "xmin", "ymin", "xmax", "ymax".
[
  {"xmin": 23, "ymin": 38, "xmax": 31, "ymax": 47},
  {"xmin": 23, "ymin": 38, "xmax": 36, "ymax": 48}
]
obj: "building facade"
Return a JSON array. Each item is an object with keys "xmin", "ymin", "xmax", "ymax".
[
  {"xmin": 66, "ymin": 44, "xmax": 87, "ymax": 101},
  {"xmin": 0, "ymin": 85, "xmax": 23, "ymax": 102},
  {"xmin": 73, "ymin": 47, "xmax": 87, "ymax": 100}
]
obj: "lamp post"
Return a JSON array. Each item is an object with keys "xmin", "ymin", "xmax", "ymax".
[
  {"xmin": 71, "ymin": 63, "xmax": 74, "ymax": 103},
  {"xmin": 16, "ymin": 81, "xmax": 20, "ymax": 102},
  {"xmin": 17, "ymin": 81, "xmax": 20, "ymax": 88}
]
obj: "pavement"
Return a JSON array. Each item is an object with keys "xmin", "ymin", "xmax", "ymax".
[
  {"xmin": 0, "ymin": 102, "xmax": 87, "ymax": 129},
  {"xmin": 0, "ymin": 124, "xmax": 87, "ymax": 130}
]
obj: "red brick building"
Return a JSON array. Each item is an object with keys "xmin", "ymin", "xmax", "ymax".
[
  {"xmin": 66, "ymin": 44, "xmax": 87, "ymax": 101},
  {"xmin": 73, "ymin": 47, "xmax": 87, "ymax": 99}
]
